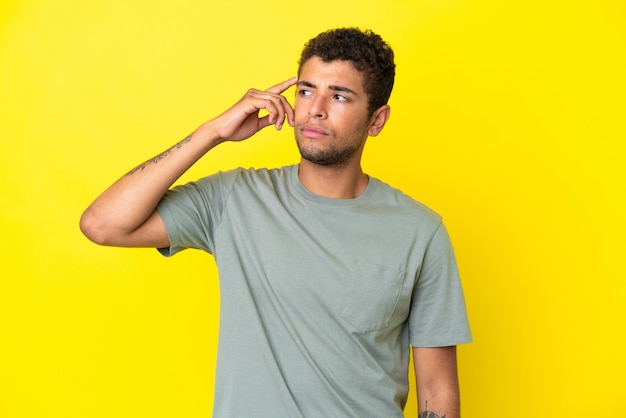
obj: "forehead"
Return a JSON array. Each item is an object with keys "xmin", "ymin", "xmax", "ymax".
[{"xmin": 298, "ymin": 57, "xmax": 365, "ymax": 93}]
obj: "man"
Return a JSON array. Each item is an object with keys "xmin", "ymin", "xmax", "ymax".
[{"xmin": 81, "ymin": 28, "xmax": 471, "ymax": 418}]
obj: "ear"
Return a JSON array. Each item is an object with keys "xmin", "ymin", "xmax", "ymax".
[{"xmin": 367, "ymin": 105, "xmax": 391, "ymax": 137}]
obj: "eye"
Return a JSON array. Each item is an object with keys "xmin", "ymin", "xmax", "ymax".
[
  {"xmin": 298, "ymin": 89, "xmax": 312, "ymax": 97},
  {"xmin": 333, "ymin": 94, "xmax": 348, "ymax": 102}
]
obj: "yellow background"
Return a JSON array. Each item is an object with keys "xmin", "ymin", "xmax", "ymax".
[{"xmin": 1, "ymin": 0, "xmax": 624, "ymax": 416}]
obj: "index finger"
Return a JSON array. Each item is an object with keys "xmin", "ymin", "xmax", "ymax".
[{"xmin": 266, "ymin": 77, "xmax": 298, "ymax": 95}]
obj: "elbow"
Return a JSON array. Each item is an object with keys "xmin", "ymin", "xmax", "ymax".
[{"xmin": 79, "ymin": 208, "xmax": 112, "ymax": 246}]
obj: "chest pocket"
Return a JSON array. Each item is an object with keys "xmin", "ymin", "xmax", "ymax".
[{"xmin": 340, "ymin": 259, "xmax": 410, "ymax": 333}]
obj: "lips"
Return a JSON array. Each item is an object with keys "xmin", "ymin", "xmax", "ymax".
[{"xmin": 299, "ymin": 123, "xmax": 329, "ymax": 139}]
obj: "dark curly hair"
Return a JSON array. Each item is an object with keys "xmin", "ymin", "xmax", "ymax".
[{"xmin": 298, "ymin": 28, "xmax": 396, "ymax": 116}]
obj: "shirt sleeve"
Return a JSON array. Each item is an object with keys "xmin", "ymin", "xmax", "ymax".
[
  {"xmin": 155, "ymin": 170, "xmax": 237, "ymax": 257},
  {"xmin": 408, "ymin": 222, "xmax": 472, "ymax": 347}
]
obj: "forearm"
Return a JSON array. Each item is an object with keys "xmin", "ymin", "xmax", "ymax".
[
  {"xmin": 417, "ymin": 382, "xmax": 460, "ymax": 418},
  {"xmin": 80, "ymin": 121, "xmax": 223, "ymax": 245},
  {"xmin": 413, "ymin": 346, "xmax": 461, "ymax": 418}
]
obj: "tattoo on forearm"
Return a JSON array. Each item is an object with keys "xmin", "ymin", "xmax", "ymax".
[
  {"xmin": 127, "ymin": 134, "xmax": 192, "ymax": 176},
  {"xmin": 419, "ymin": 401, "xmax": 446, "ymax": 418}
]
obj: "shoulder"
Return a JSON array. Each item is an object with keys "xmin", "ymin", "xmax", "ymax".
[
  {"xmin": 195, "ymin": 165, "xmax": 293, "ymax": 186},
  {"xmin": 215, "ymin": 165, "xmax": 294, "ymax": 182},
  {"xmin": 368, "ymin": 177, "xmax": 442, "ymax": 225},
  {"xmin": 190, "ymin": 166, "xmax": 296, "ymax": 201}
]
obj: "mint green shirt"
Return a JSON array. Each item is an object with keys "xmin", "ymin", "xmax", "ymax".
[{"xmin": 157, "ymin": 165, "xmax": 471, "ymax": 417}]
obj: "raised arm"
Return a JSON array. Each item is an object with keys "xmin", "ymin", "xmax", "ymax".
[
  {"xmin": 413, "ymin": 346, "xmax": 461, "ymax": 418},
  {"xmin": 79, "ymin": 77, "xmax": 297, "ymax": 248}
]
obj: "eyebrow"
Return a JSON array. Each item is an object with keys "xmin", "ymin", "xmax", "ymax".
[{"xmin": 297, "ymin": 80, "xmax": 358, "ymax": 96}]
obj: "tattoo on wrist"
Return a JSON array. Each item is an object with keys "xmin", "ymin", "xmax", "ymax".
[
  {"xmin": 127, "ymin": 134, "xmax": 192, "ymax": 175},
  {"xmin": 419, "ymin": 401, "xmax": 446, "ymax": 418}
]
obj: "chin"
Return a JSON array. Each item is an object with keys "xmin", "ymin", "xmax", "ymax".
[{"xmin": 299, "ymin": 147, "xmax": 354, "ymax": 167}]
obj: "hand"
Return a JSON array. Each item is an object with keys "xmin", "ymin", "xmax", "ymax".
[{"xmin": 213, "ymin": 77, "xmax": 297, "ymax": 142}]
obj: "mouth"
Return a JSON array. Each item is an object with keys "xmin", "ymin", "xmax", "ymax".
[{"xmin": 299, "ymin": 123, "xmax": 329, "ymax": 139}]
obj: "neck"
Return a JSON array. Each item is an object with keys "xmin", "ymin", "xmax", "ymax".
[{"xmin": 297, "ymin": 159, "xmax": 369, "ymax": 199}]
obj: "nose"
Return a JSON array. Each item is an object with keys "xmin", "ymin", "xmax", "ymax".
[{"xmin": 308, "ymin": 95, "xmax": 327, "ymax": 119}]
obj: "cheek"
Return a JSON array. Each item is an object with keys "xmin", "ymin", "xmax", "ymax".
[{"xmin": 294, "ymin": 102, "xmax": 308, "ymax": 121}]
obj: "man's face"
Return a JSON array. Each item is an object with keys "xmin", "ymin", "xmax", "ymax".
[{"xmin": 294, "ymin": 57, "xmax": 372, "ymax": 167}]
